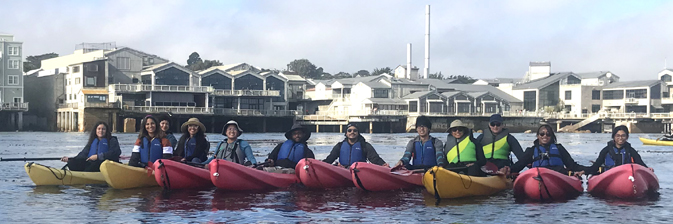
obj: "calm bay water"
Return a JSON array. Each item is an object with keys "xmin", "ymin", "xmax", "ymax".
[{"xmin": 1, "ymin": 132, "xmax": 671, "ymax": 223}]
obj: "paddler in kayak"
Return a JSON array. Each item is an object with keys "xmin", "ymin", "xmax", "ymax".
[
  {"xmin": 444, "ymin": 119, "xmax": 487, "ymax": 176},
  {"xmin": 584, "ymin": 125, "xmax": 653, "ymax": 175},
  {"xmin": 173, "ymin": 118, "xmax": 209, "ymax": 163},
  {"xmin": 505, "ymin": 124, "xmax": 585, "ymax": 176},
  {"xmin": 158, "ymin": 115, "xmax": 178, "ymax": 148},
  {"xmin": 129, "ymin": 115, "xmax": 174, "ymax": 167},
  {"xmin": 476, "ymin": 114, "xmax": 524, "ymax": 170},
  {"xmin": 323, "ymin": 123, "xmax": 388, "ymax": 168},
  {"xmin": 60, "ymin": 121, "xmax": 121, "ymax": 172},
  {"xmin": 394, "ymin": 116, "xmax": 444, "ymax": 170},
  {"xmin": 264, "ymin": 124, "xmax": 316, "ymax": 173},
  {"xmin": 203, "ymin": 120, "xmax": 257, "ymax": 166}
]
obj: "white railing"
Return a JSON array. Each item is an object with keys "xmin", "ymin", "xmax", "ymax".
[
  {"xmin": 212, "ymin": 89, "xmax": 280, "ymax": 97},
  {"xmin": 123, "ymin": 106, "xmax": 212, "ymax": 114},
  {"xmin": 298, "ymin": 115, "xmax": 349, "ymax": 121},
  {"xmin": 213, "ymin": 108, "xmax": 296, "ymax": 116},
  {"xmin": 112, "ymin": 84, "xmax": 211, "ymax": 93},
  {"xmin": 59, "ymin": 102, "xmax": 120, "ymax": 109},
  {"xmin": 625, "ymin": 98, "xmax": 638, "ymax": 103},
  {"xmin": 0, "ymin": 102, "xmax": 29, "ymax": 111}
]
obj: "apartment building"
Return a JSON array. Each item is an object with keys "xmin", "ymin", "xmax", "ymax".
[{"xmin": 0, "ymin": 34, "xmax": 28, "ymax": 131}]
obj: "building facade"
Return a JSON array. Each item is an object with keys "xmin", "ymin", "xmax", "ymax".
[{"xmin": 0, "ymin": 34, "xmax": 28, "ymax": 131}]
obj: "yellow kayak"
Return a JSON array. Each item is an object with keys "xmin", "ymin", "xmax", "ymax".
[
  {"xmin": 423, "ymin": 166, "xmax": 510, "ymax": 199},
  {"xmin": 100, "ymin": 160, "xmax": 158, "ymax": 189},
  {"xmin": 24, "ymin": 162, "xmax": 107, "ymax": 186},
  {"xmin": 640, "ymin": 137, "xmax": 673, "ymax": 146}
]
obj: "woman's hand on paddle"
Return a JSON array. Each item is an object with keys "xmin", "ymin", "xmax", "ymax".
[
  {"xmin": 465, "ymin": 163, "xmax": 475, "ymax": 167},
  {"xmin": 648, "ymin": 167, "xmax": 654, "ymax": 172},
  {"xmin": 395, "ymin": 160, "xmax": 403, "ymax": 167},
  {"xmin": 61, "ymin": 156, "xmax": 69, "ymax": 162},
  {"xmin": 181, "ymin": 158, "xmax": 186, "ymax": 162},
  {"xmin": 86, "ymin": 154, "xmax": 98, "ymax": 161},
  {"xmin": 265, "ymin": 159, "xmax": 274, "ymax": 167},
  {"xmin": 382, "ymin": 163, "xmax": 389, "ymax": 168},
  {"xmin": 498, "ymin": 166, "xmax": 510, "ymax": 175}
]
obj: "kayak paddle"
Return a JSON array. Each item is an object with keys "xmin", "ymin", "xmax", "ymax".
[{"xmin": 1, "ymin": 157, "xmax": 68, "ymax": 162}]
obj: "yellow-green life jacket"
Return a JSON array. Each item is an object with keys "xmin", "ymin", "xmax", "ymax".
[
  {"xmin": 445, "ymin": 135, "xmax": 477, "ymax": 163},
  {"xmin": 480, "ymin": 130, "xmax": 511, "ymax": 160}
]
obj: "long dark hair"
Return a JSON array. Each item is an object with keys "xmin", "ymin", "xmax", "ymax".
[
  {"xmin": 180, "ymin": 122, "xmax": 206, "ymax": 140},
  {"xmin": 536, "ymin": 124, "xmax": 557, "ymax": 144},
  {"xmin": 137, "ymin": 115, "xmax": 166, "ymax": 140},
  {"xmin": 87, "ymin": 121, "xmax": 111, "ymax": 147}
]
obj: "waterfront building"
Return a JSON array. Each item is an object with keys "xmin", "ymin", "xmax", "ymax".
[
  {"xmin": 393, "ymin": 65, "xmax": 420, "ymax": 80},
  {"xmin": 0, "ymin": 34, "xmax": 28, "ymax": 131},
  {"xmin": 600, "ymin": 80, "xmax": 664, "ymax": 115}
]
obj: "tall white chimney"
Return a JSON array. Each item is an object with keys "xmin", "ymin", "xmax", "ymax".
[
  {"xmin": 424, "ymin": 5, "xmax": 430, "ymax": 79},
  {"xmin": 407, "ymin": 43, "xmax": 412, "ymax": 79}
]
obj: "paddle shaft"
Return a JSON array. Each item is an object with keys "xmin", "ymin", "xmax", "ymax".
[{"xmin": 1, "ymin": 157, "xmax": 66, "ymax": 161}]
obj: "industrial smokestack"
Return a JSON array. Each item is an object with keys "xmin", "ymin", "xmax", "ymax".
[
  {"xmin": 424, "ymin": 5, "xmax": 430, "ymax": 79},
  {"xmin": 407, "ymin": 43, "xmax": 412, "ymax": 79}
]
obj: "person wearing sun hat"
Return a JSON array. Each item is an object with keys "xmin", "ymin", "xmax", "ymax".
[
  {"xmin": 203, "ymin": 120, "xmax": 257, "ymax": 166},
  {"xmin": 265, "ymin": 124, "xmax": 315, "ymax": 172},
  {"xmin": 174, "ymin": 118, "xmax": 210, "ymax": 163},
  {"xmin": 444, "ymin": 119, "xmax": 487, "ymax": 176},
  {"xmin": 395, "ymin": 116, "xmax": 444, "ymax": 170},
  {"xmin": 476, "ymin": 114, "xmax": 524, "ymax": 170},
  {"xmin": 323, "ymin": 123, "xmax": 388, "ymax": 168}
]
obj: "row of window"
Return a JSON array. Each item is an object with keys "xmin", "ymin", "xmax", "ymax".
[
  {"xmin": 565, "ymin": 89, "xmax": 649, "ymax": 100},
  {"xmin": 66, "ymin": 77, "xmax": 97, "ymax": 86}
]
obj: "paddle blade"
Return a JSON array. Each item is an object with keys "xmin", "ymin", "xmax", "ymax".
[{"xmin": 481, "ymin": 162, "xmax": 499, "ymax": 175}]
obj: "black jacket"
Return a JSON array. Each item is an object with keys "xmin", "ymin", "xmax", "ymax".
[
  {"xmin": 584, "ymin": 141, "xmax": 647, "ymax": 175},
  {"xmin": 173, "ymin": 134, "xmax": 209, "ymax": 162},
  {"xmin": 323, "ymin": 136, "xmax": 386, "ymax": 166},
  {"xmin": 74, "ymin": 136, "xmax": 121, "ymax": 162}
]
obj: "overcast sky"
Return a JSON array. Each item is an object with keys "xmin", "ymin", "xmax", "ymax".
[{"xmin": 3, "ymin": 0, "xmax": 673, "ymax": 80}]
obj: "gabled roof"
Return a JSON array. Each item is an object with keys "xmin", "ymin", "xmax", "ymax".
[
  {"xmin": 467, "ymin": 91, "xmax": 490, "ymax": 98},
  {"xmin": 389, "ymin": 78, "xmax": 428, "ymax": 86},
  {"xmin": 282, "ymin": 74, "xmax": 306, "ymax": 81},
  {"xmin": 105, "ymin": 47, "xmax": 169, "ymax": 62},
  {"xmin": 435, "ymin": 84, "xmax": 522, "ymax": 103},
  {"xmin": 362, "ymin": 81, "xmax": 390, "ymax": 89},
  {"xmin": 574, "ymin": 71, "xmax": 617, "ymax": 79},
  {"xmin": 602, "ymin": 80, "xmax": 662, "ymax": 89},
  {"xmin": 69, "ymin": 58, "xmax": 107, "ymax": 66},
  {"xmin": 142, "ymin": 62, "xmax": 193, "ymax": 75},
  {"xmin": 24, "ymin": 69, "xmax": 42, "ymax": 76},
  {"xmin": 443, "ymin": 79, "xmax": 460, "ymax": 84},
  {"xmin": 403, "ymin": 91, "xmax": 435, "ymax": 99},
  {"xmin": 513, "ymin": 72, "xmax": 574, "ymax": 90},
  {"xmin": 478, "ymin": 78, "xmax": 521, "ymax": 84},
  {"xmin": 441, "ymin": 91, "xmax": 463, "ymax": 98}
]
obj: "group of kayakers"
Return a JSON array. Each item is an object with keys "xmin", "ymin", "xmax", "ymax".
[{"xmin": 61, "ymin": 113, "xmax": 653, "ymax": 179}]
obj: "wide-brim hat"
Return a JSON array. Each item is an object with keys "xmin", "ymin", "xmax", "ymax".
[
  {"xmin": 181, "ymin": 118, "xmax": 206, "ymax": 133},
  {"xmin": 285, "ymin": 123, "xmax": 311, "ymax": 141},
  {"xmin": 222, "ymin": 120, "xmax": 244, "ymax": 136},
  {"xmin": 449, "ymin": 120, "xmax": 467, "ymax": 130}
]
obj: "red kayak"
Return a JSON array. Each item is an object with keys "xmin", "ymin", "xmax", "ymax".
[
  {"xmin": 209, "ymin": 159, "xmax": 298, "ymax": 191},
  {"xmin": 296, "ymin": 158, "xmax": 354, "ymax": 189},
  {"xmin": 153, "ymin": 159, "xmax": 213, "ymax": 189},
  {"xmin": 587, "ymin": 164, "xmax": 659, "ymax": 199},
  {"xmin": 349, "ymin": 162, "xmax": 423, "ymax": 191},
  {"xmin": 513, "ymin": 167, "xmax": 583, "ymax": 201}
]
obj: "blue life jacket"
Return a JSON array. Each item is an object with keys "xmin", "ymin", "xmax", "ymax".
[
  {"xmin": 277, "ymin": 140, "xmax": 306, "ymax": 163},
  {"xmin": 339, "ymin": 141, "xmax": 364, "ymax": 166},
  {"xmin": 184, "ymin": 138, "xmax": 196, "ymax": 158},
  {"xmin": 413, "ymin": 138, "xmax": 437, "ymax": 166},
  {"xmin": 532, "ymin": 144, "xmax": 564, "ymax": 167},
  {"xmin": 140, "ymin": 137, "xmax": 164, "ymax": 163},
  {"xmin": 604, "ymin": 147, "xmax": 630, "ymax": 169},
  {"xmin": 88, "ymin": 138, "xmax": 109, "ymax": 158}
]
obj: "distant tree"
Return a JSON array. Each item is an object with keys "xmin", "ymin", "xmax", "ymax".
[
  {"xmin": 428, "ymin": 72, "xmax": 444, "ymax": 80},
  {"xmin": 23, "ymin": 53, "xmax": 59, "ymax": 72},
  {"xmin": 186, "ymin": 52, "xmax": 222, "ymax": 71},
  {"xmin": 334, "ymin": 72, "xmax": 351, "ymax": 78},
  {"xmin": 319, "ymin": 72, "xmax": 333, "ymax": 80},
  {"xmin": 447, "ymin": 74, "xmax": 477, "ymax": 84},
  {"xmin": 287, "ymin": 59, "xmax": 323, "ymax": 79},
  {"xmin": 353, "ymin": 70, "xmax": 370, "ymax": 77},
  {"xmin": 371, "ymin": 67, "xmax": 392, "ymax": 76}
]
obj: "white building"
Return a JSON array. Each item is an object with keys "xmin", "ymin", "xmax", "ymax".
[{"xmin": 394, "ymin": 65, "xmax": 420, "ymax": 80}]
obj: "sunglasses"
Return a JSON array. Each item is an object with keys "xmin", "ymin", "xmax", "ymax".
[
  {"xmin": 347, "ymin": 129, "xmax": 358, "ymax": 133},
  {"xmin": 489, "ymin": 122, "xmax": 502, "ymax": 127},
  {"xmin": 450, "ymin": 129, "xmax": 463, "ymax": 133},
  {"xmin": 538, "ymin": 132, "xmax": 550, "ymax": 137}
]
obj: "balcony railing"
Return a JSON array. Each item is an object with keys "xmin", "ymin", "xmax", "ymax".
[
  {"xmin": 58, "ymin": 102, "xmax": 120, "ymax": 109},
  {"xmin": 625, "ymin": 98, "xmax": 639, "ymax": 103},
  {"xmin": 213, "ymin": 108, "xmax": 296, "ymax": 116},
  {"xmin": 212, "ymin": 89, "xmax": 280, "ymax": 97},
  {"xmin": 111, "ymin": 84, "xmax": 212, "ymax": 93},
  {"xmin": 123, "ymin": 106, "xmax": 212, "ymax": 114},
  {"xmin": 0, "ymin": 102, "xmax": 29, "ymax": 111}
]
